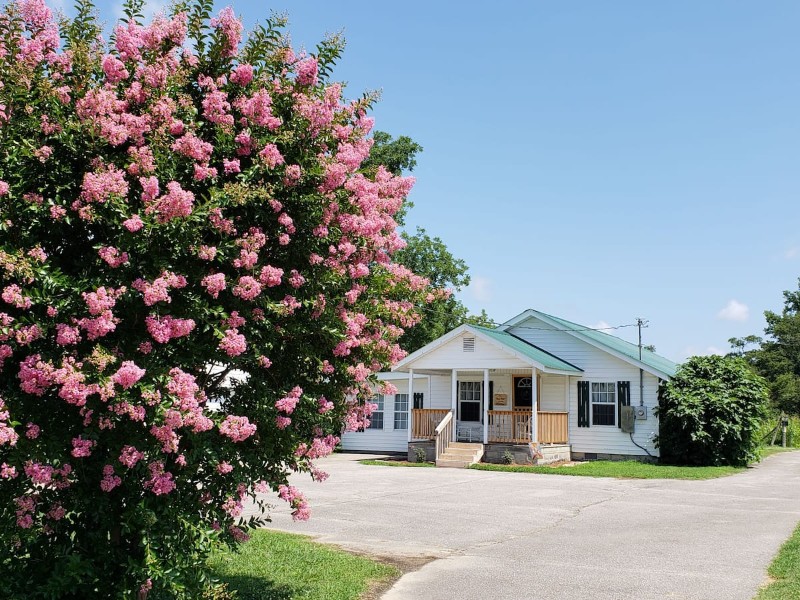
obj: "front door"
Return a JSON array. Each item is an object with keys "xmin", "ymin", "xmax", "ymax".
[
  {"xmin": 458, "ymin": 381, "xmax": 482, "ymax": 422},
  {"xmin": 514, "ymin": 377, "xmax": 533, "ymax": 411}
]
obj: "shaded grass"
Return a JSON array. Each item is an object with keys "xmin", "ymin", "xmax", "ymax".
[
  {"xmin": 756, "ymin": 522, "xmax": 800, "ymax": 599},
  {"xmin": 469, "ymin": 460, "xmax": 744, "ymax": 480},
  {"xmin": 358, "ymin": 459, "xmax": 435, "ymax": 468},
  {"xmin": 208, "ymin": 529, "xmax": 399, "ymax": 600}
]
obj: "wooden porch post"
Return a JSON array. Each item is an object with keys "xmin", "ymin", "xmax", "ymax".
[
  {"xmin": 483, "ymin": 369, "xmax": 489, "ymax": 444},
  {"xmin": 451, "ymin": 369, "xmax": 457, "ymax": 442},
  {"xmin": 531, "ymin": 367, "xmax": 538, "ymax": 444},
  {"xmin": 407, "ymin": 369, "xmax": 414, "ymax": 443}
]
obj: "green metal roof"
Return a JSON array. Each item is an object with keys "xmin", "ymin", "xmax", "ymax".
[
  {"xmin": 519, "ymin": 310, "xmax": 678, "ymax": 378},
  {"xmin": 470, "ymin": 325, "xmax": 583, "ymax": 373}
]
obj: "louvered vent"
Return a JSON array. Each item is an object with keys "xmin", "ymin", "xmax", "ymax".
[{"xmin": 463, "ymin": 337, "xmax": 475, "ymax": 352}]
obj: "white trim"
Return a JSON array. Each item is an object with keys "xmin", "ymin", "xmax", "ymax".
[
  {"xmin": 483, "ymin": 369, "xmax": 489, "ymax": 444},
  {"xmin": 451, "ymin": 369, "xmax": 457, "ymax": 442},
  {"xmin": 501, "ymin": 310, "xmax": 673, "ymax": 380},
  {"xmin": 392, "ymin": 324, "xmax": 580, "ymax": 376},
  {"xmin": 531, "ymin": 367, "xmax": 538, "ymax": 443},
  {"xmin": 407, "ymin": 369, "xmax": 414, "ymax": 443}
]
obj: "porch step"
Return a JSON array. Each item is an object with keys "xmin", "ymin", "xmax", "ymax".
[{"xmin": 436, "ymin": 443, "xmax": 483, "ymax": 468}]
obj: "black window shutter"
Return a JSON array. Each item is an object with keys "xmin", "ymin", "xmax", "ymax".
[
  {"xmin": 413, "ymin": 392, "xmax": 424, "ymax": 410},
  {"xmin": 489, "ymin": 381, "xmax": 494, "ymax": 411},
  {"xmin": 577, "ymin": 381, "xmax": 590, "ymax": 427},
  {"xmin": 617, "ymin": 381, "xmax": 630, "ymax": 428}
]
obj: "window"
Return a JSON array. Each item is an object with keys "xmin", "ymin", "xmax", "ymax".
[
  {"xmin": 367, "ymin": 395, "xmax": 384, "ymax": 430},
  {"xmin": 459, "ymin": 381, "xmax": 482, "ymax": 422},
  {"xmin": 394, "ymin": 394, "xmax": 409, "ymax": 429},
  {"xmin": 591, "ymin": 382, "xmax": 616, "ymax": 426}
]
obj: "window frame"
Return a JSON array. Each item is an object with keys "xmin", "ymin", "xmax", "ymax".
[
  {"xmin": 367, "ymin": 394, "xmax": 384, "ymax": 430},
  {"xmin": 590, "ymin": 382, "xmax": 616, "ymax": 426},
  {"xmin": 458, "ymin": 381, "xmax": 482, "ymax": 422},
  {"xmin": 394, "ymin": 393, "xmax": 409, "ymax": 430}
]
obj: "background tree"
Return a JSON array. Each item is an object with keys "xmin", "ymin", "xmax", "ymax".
[
  {"xmin": 363, "ymin": 132, "xmax": 495, "ymax": 352},
  {"xmin": 656, "ymin": 355, "xmax": 769, "ymax": 466},
  {"xmin": 0, "ymin": 0, "xmax": 443, "ymax": 596},
  {"xmin": 729, "ymin": 279, "xmax": 800, "ymax": 416}
]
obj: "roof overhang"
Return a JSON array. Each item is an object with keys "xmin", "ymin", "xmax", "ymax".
[{"xmin": 392, "ymin": 324, "xmax": 582, "ymax": 376}]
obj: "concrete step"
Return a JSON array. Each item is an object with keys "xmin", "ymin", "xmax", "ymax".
[
  {"xmin": 436, "ymin": 459, "xmax": 474, "ymax": 468},
  {"xmin": 441, "ymin": 448, "xmax": 482, "ymax": 457},
  {"xmin": 449, "ymin": 442, "xmax": 483, "ymax": 450}
]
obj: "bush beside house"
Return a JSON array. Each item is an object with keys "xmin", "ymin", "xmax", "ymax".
[{"xmin": 656, "ymin": 355, "xmax": 769, "ymax": 466}]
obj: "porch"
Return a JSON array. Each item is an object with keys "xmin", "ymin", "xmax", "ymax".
[{"xmin": 411, "ymin": 408, "xmax": 569, "ymax": 444}]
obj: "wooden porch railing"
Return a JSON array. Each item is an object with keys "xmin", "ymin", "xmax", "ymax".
[
  {"xmin": 411, "ymin": 408, "xmax": 449, "ymax": 440},
  {"xmin": 538, "ymin": 412, "xmax": 568, "ymax": 444},
  {"xmin": 487, "ymin": 411, "xmax": 569, "ymax": 444},
  {"xmin": 434, "ymin": 410, "xmax": 454, "ymax": 463}
]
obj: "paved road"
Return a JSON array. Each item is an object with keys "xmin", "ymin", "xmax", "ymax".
[{"xmin": 247, "ymin": 452, "xmax": 800, "ymax": 600}]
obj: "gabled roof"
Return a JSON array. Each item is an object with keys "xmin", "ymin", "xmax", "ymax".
[
  {"xmin": 392, "ymin": 323, "xmax": 583, "ymax": 375},
  {"xmin": 500, "ymin": 309, "xmax": 678, "ymax": 379},
  {"xmin": 469, "ymin": 325, "xmax": 582, "ymax": 373}
]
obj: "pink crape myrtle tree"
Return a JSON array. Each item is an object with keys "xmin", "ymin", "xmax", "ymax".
[{"xmin": 0, "ymin": 0, "xmax": 443, "ymax": 596}]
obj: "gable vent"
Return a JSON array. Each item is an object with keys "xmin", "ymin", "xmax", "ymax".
[{"xmin": 463, "ymin": 337, "xmax": 475, "ymax": 352}]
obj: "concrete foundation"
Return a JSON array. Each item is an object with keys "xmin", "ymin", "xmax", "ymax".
[
  {"xmin": 407, "ymin": 441, "xmax": 435, "ymax": 463},
  {"xmin": 571, "ymin": 451, "xmax": 657, "ymax": 463}
]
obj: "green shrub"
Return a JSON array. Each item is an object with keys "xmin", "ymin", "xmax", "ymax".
[
  {"xmin": 413, "ymin": 447, "xmax": 427, "ymax": 463},
  {"xmin": 656, "ymin": 355, "xmax": 769, "ymax": 466},
  {"xmin": 501, "ymin": 449, "xmax": 514, "ymax": 465}
]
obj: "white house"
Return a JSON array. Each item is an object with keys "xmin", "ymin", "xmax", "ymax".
[{"xmin": 341, "ymin": 309, "xmax": 678, "ymax": 465}]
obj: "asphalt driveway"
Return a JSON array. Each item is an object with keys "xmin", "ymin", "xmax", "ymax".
[{"xmin": 247, "ymin": 452, "xmax": 800, "ymax": 600}]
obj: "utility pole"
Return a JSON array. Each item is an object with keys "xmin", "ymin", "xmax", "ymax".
[{"xmin": 636, "ymin": 318, "xmax": 649, "ymax": 407}]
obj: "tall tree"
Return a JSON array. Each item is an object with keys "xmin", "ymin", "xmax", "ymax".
[{"xmin": 730, "ymin": 279, "xmax": 800, "ymax": 415}]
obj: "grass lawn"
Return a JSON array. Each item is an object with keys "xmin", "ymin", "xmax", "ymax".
[
  {"xmin": 358, "ymin": 459, "xmax": 435, "ymax": 468},
  {"xmin": 208, "ymin": 529, "xmax": 399, "ymax": 600},
  {"xmin": 756, "ymin": 522, "xmax": 800, "ymax": 599},
  {"xmin": 762, "ymin": 446, "xmax": 798, "ymax": 458},
  {"xmin": 469, "ymin": 460, "xmax": 745, "ymax": 480}
]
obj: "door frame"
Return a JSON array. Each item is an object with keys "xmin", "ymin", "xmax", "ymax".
[{"xmin": 513, "ymin": 376, "xmax": 534, "ymax": 411}]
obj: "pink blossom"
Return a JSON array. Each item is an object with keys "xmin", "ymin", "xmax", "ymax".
[
  {"xmin": 81, "ymin": 164, "xmax": 129, "ymax": 204},
  {"xmin": 219, "ymin": 415, "xmax": 256, "ymax": 442},
  {"xmin": 15, "ymin": 325, "xmax": 41, "ymax": 345},
  {"xmin": 102, "ymin": 54, "xmax": 129, "ymax": 83},
  {"xmin": 26, "ymin": 423, "xmax": 40, "ymax": 439},
  {"xmin": 171, "ymin": 132, "xmax": 213, "ymax": 163},
  {"xmin": 223, "ymin": 158, "xmax": 241, "ymax": 174},
  {"xmin": 258, "ymin": 355, "xmax": 272, "ymax": 368},
  {"xmin": 111, "ymin": 361, "xmax": 145, "ymax": 389},
  {"xmin": 202, "ymin": 89, "xmax": 233, "ymax": 126},
  {"xmin": 123, "ymin": 215, "xmax": 144, "ymax": 232},
  {"xmin": 259, "ymin": 265, "xmax": 283, "ymax": 287},
  {"xmin": 230, "ymin": 64, "xmax": 254, "ymax": 86},
  {"xmin": 232, "ymin": 276, "xmax": 261, "ymax": 301},
  {"xmin": 1, "ymin": 463, "xmax": 17, "ymax": 479},
  {"xmin": 275, "ymin": 415, "xmax": 291, "ymax": 429},
  {"xmin": 210, "ymin": 7, "xmax": 243, "ymax": 57},
  {"xmin": 0, "ymin": 181, "xmax": 8, "ymax": 196},
  {"xmin": 145, "ymin": 315, "xmax": 196, "ymax": 344},
  {"xmin": 197, "ymin": 245, "xmax": 217, "ymax": 260},
  {"xmin": 71, "ymin": 436, "xmax": 95, "ymax": 458},
  {"xmin": 144, "ymin": 462, "xmax": 176, "ymax": 495},
  {"xmin": 98, "ymin": 246, "xmax": 129, "ymax": 267},
  {"xmin": 296, "ymin": 57, "xmax": 319, "ymax": 86},
  {"xmin": 275, "ymin": 386, "xmax": 302, "ymax": 414},
  {"xmin": 201, "ymin": 273, "xmax": 226, "ymax": 298},
  {"xmin": 50, "ymin": 205, "xmax": 67, "ymax": 220},
  {"xmin": 27, "ymin": 247, "xmax": 47, "ymax": 262},
  {"xmin": 100, "ymin": 465, "xmax": 122, "ymax": 492},
  {"xmin": 216, "ymin": 461, "xmax": 233, "ymax": 475},
  {"xmin": 55, "ymin": 324, "xmax": 81, "ymax": 346},
  {"xmin": 259, "ymin": 143, "xmax": 285, "ymax": 168},
  {"xmin": 119, "ymin": 445, "xmax": 144, "ymax": 468},
  {"xmin": 219, "ymin": 328, "xmax": 246, "ymax": 356},
  {"xmin": 148, "ymin": 181, "xmax": 195, "ymax": 222},
  {"xmin": 2, "ymin": 285, "xmax": 32, "ymax": 309}
]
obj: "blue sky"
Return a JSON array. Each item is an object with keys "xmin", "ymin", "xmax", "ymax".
[{"xmin": 58, "ymin": 0, "xmax": 800, "ymax": 362}]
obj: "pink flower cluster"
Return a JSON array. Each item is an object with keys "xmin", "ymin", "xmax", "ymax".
[
  {"xmin": 277, "ymin": 484, "xmax": 310, "ymax": 521},
  {"xmin": 133, "ymin": 271, "xmax": 187, "ymax": 305},
  {"xmin": 0, "ymin": 398, "xmax": 19, "ymax": 446},
  {"xmin": 98, "ymin": 246, "xmax": 129, "ymax": 268},
  {"xmin": 219, "ymin": 328, "xmax": 246, "ymax": 356},
  {"xmin": 144, "ymin": 461, "xmax": 176, "ymax": 495},
  {"xmin": 100, "ymin": 465, "xmax": 122, "ymax": 492},
  {"xmin": 145, "ymin": 315, "xmax": 196, "ymax": 343},
  {"xmin": 201, "ymin": 273, "xmax": 226, "ymax": 298},
  {"xmin": 219, "ymin": 415, "xmax": 256, "ymax": 442},
  {"xmin": 119, "ymin": 445, "xmax": 144, "ymax": 468},
  {"xmin": 2, "ymin": 285, "xmax": 32, "ymax": 309},
  {"xmin": 71, "ymin": 436, "xmax": 95, "ymax": 458},
  {"xmin": 111, "ymin": 361, "xmax": 146, "ymax": 389},
  {"xmin": 275, "ymin": 386, "xmax": 302, "ymax": 415}
]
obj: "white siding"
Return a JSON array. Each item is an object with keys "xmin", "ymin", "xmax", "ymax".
[
  {"xmin": 340, "ymin": 377, "xmax": 428, "ymax": 453},
  {"xmin": 539, "ymin": 374, "xmax": 567, "ymax": 412},
  {"xmin": 509, "ymin": 317, "xmax": 661, "ymax": 457},
  {"xmin": 404, "ymin": 331, "xmax": 530, "ymax": 371}
]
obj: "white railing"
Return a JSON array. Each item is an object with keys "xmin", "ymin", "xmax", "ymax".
[{"xmin": 434, "ymin": 410, "xmax": 454, "ymax": 462}]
